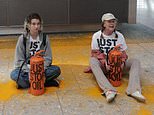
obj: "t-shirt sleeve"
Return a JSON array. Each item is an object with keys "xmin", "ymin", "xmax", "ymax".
[
  {"xmin": 121, "ymin": 35, "xmax": 127, "ymax": 51},
  {"xmin": 118, "ymin": 33, "xmax": 127, "ymax": 51},
  {"xmin": 91, "ymin": 33, "xmax": 99, "ymax": 50}
]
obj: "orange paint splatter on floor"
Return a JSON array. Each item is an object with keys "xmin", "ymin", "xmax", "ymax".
[
  {"xmin": 137, "ymin": 106, "xmax": 152, "ymax": 115},
  {"xmin": 143, "ymin": 85, "xmax": 154, "ymax": 104},
  {"xmin": 131, "ymin": 85, "xmax": 154, "ymax": 115},
  {"xmin": 0, "ymin": 81, "xmax": 62, "ymax": 100},
  {"xmin": 85, "ymin": 87, "xmax": 102, "ymax": 98},
  {"xmin": 0, "ymin": 81, "xmax": 23, "ymax": 101},
  {"xmin": 0, "ymin": 35, "xmax": 154, "ymax": 115}
]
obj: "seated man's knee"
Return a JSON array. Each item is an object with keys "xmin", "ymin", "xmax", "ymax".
[{"xmin": 47, "ymin": 65, "xmax": 61, "ymax": 76}]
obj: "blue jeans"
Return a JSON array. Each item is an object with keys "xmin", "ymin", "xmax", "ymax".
[{"xmin": 10, "ymin": 65, "xmax": 61, "ymax": 88}]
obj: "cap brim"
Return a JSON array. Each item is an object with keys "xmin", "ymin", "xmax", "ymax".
[{"xmin": 105, "ymin": 17, "xmax": 117, "ymax": 21}]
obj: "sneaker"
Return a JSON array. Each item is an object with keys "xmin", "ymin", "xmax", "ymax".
[
  {"xmin": 131, "ymin": 91, "xmax": 145, "ymax": 102},
  {"xmin": 105, "ymin": 90, "xmax": 117, "ymax": 103},
  {"xmin": 45, "ymin": 79, "xmax": 59, "ymax": 87}
]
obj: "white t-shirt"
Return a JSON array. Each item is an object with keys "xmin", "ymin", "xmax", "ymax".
[
  {"xmin": 91, "ymin": 30, "xmax": 127, "ymax": 55},
  {"xmin": 29, "ymin": 35, "xmax": 40, "ymax": 57}
]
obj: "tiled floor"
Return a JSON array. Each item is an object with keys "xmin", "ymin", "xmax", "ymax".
[
  {"xmin": 0, "ymin": 1, "xmax": 154, "ymax": 114},
  {"xmin": 0, "ymin": 32, "xmax": 154, "ymax": 115}
]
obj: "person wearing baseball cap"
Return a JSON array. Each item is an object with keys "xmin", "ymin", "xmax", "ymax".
[
  {"xmin": 86, "ymin": 13, "xmax": 145, "ymax": 103},
  {"xmin": 101, "ymin": 13, "xmax": 117, "ymax": 22}
]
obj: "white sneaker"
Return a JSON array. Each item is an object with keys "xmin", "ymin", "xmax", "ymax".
[
  {"xmin": 131, "ymin": 91, "xmax": 146, "ymax": 102},
  {"xmin": 105, "ymin": 90, "xmax": 117, "ymax": 103}
]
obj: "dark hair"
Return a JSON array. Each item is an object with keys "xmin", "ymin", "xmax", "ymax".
[
  {"xmin": 24, "ymin": 13, "xmax": 43, "ymax": 33},
  {"xmin": 101, "ymin": 22, "xmax": 105, "ymax": 32},
  {"xmin": 26, "ymin": 13, "xmax": 42, "ymax": 24}
]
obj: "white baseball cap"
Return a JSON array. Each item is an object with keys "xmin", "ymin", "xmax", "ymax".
[{"xmin": 101, "ymin": 13, "xmax": 117, "ymax": 22}]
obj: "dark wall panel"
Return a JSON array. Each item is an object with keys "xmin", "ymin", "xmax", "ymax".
[
  {"xmin": 0, "ymin": 0, "xmax": 129, "ymax": 26},
  {"xmin": 0, "ymin": 0, "xmax": 8, "ymax": 26},
  {"xmin": 70, "ymin": 0, "xmax": 98, "ymax": 24},
  {"xmin": 97, "ymin": 0, "xmax": 128, "ymax": 23},
  {"xmin": 8, "ymin": 0, "xmax": 68, "ymax": 25},
  {"xmin": 70, "ymin": 0, "xmax": 128, "ymax": 24}
]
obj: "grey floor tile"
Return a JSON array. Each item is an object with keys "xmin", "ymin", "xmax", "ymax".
[
  {"xmin": 0, "ymin": 102, "xmax": 4, "ymax": 115},
  {"xmin": 3, "ymin": 93, "xmax": 62, "ymax": 115},
  {"xmin": 115, "ymin": 95, "xmax": 144, "ymax": 115},
  {"xmin": 57, "ymin": 89, "xmax": 123, "ymax": 115}
]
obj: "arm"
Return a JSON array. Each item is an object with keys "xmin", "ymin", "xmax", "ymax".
[
  {"xmin": 91, "ymin": 49, "xmax": 107, "ymax": 60},
  {"xmin": 44, "ymin": 35, "xmax": 52, "ymax": 68},
  {"xmin": 116, "ymin": 31, "xmax": 128, "ymax": 62},
  {"xmin": 91, "ymin": 32, "xmax": 106, "ymax": 60},
  {"xmin": 14, "ymin": 35, "xmax": 28, "ymax": 72}
]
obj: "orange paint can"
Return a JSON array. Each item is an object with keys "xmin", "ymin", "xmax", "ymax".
[
  {"xmin": 108, "ymin": 45, "xmax": 123, "ymax": 87},
  {"xmin": 29, "ymin": 50, "xmax": 45, "ymax": 95}
]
